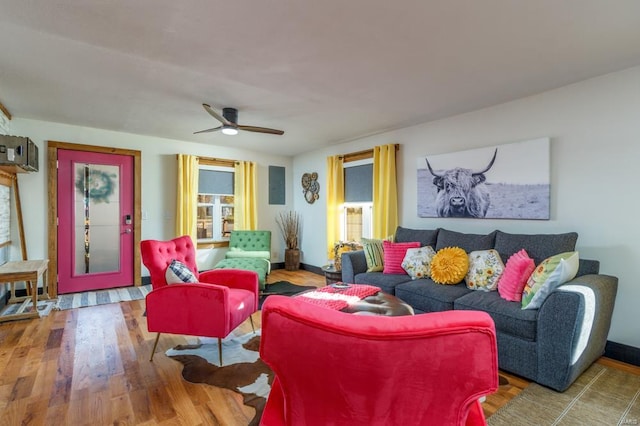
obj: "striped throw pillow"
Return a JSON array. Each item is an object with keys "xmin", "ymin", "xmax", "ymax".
[
  {"xmin": 362, "ymin": 238, "xmax": 385, "ymax": 272},
  {"xmin": 383, "ymin": 240, "xmax": 421, "ymax": 274}
]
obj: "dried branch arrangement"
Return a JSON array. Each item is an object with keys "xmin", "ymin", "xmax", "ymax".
[{"xmin": 276, "ymin": 211, "xmax": 301, "ymax": 250}]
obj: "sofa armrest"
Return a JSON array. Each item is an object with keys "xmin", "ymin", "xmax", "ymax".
[
  {"xmin": 536, "ymin": 273, "xmax": 618, "ymax": 391},
  {"xmin": 340, "ymin": 250, "xmax": 367, "ymax": 283}
]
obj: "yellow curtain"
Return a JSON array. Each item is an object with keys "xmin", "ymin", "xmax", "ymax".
[
  {"xmin": 234, "ymin": 161, "xmax": 258, "ymax": 230},
  {"xmin": 176, "ymin": 154, "xmax": 199, "ymax": 242},
  {"xmin": 326, "ymin": 155, "xmax": 344, "ymax": 258},
  {"xmin": 373, "ymin": 144, "xmax": 398, "ymax": 238}
]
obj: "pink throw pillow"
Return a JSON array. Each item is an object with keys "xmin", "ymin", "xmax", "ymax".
[
  {"xmin": 497, "ymin": 249, "xmax": 536, "ymax": 302},
  {"xmin": 383, "ymin": 241, "xmax": 420, "ymax": 274}
]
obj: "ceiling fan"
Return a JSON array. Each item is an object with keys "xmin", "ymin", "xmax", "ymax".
[{"xmin": 194, "ymin": 103, "xmax": 284, "ymax": 136}]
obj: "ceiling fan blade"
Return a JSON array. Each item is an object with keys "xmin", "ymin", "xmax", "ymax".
[
  {"xmin": 193, "ymin": 125, "xmax": 222, "ymax": 134},
  {"xmin": 202, "ymin": 103, "xmax": 230, "ymax": 125},
  {"xmin": 238, "ymin": 125, "xmax": 285, "ymax": 135}
]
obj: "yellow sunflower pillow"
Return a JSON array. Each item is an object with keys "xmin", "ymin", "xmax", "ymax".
[{"xmin": 430, "ymin": 247, "xmax": 469, "ymax": 285}]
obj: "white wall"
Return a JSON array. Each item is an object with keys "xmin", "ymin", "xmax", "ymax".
[
  {"xmin": 294, "ymin": 66, "xmax": 640, "ymax": 349},
  {"xmin": 5, "ymin": 119, "xmax": 294, "ymax": 288}
]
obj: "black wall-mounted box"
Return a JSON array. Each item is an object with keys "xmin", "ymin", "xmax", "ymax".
[{"xmin": 0, "ymin": 135, "xmax": 38, "ymax": 172}]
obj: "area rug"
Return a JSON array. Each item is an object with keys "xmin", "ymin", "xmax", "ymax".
[
  {"xmin": 488, "ymin": 363, "xmax": 640, "ymax": 425},
  {"xmin": 259, "ymin": 280, "xmax": 316, "ymax": 308},
  {"xmin": 0, "ymin": 299, "xmax": 56, "ymax": 318},
  {"xmin": 54, "ymin": 284, "xmax": 152, "ymax": 310},
  {"xmin": 166, "ymin": 331, "xmax": 272, "ymax": 426}
]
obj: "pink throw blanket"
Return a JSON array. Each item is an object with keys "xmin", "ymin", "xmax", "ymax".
[{"xmin": 297, "ymin": 284, "xmax": 380, "ymax": 310}]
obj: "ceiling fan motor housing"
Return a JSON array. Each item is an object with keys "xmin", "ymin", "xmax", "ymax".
[{"xmin": 222, "ymin": 107, "xmax": 238, "ymax": 124}]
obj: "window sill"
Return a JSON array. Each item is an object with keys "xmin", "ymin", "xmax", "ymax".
[{"xmin": 197, "ymin": 240, "xmax": 230, "ymax": 249}]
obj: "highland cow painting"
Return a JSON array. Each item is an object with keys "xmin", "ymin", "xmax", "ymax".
[{"xmin": 417, "ymin": 138, "xmax": 550, "ymax": 219}]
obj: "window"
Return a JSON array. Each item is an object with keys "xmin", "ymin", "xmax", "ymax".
[
  {"xmin": 197, "ymin": 167, "xmax": 234, "ymax": 242},
  {"xmin": 342, "ymin": 161, "xmax": 373, "ymax": 242}
]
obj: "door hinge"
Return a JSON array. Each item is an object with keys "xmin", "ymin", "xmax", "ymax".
[{"xmin": 56, "ymin": 160, "xmax": 59, "ymax": 169}]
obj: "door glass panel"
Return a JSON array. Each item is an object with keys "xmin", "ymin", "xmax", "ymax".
[{"xmin": 74, "ymin": 163, "xmax": 120, "ymax": 275}]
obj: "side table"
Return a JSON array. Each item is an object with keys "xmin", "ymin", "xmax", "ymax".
[
  {"xmin": 0, "ymin": 259, "xmax": 51, "ymax": 322},
  {"xmin": 321, "ymin": 265, "xmax": 342, "ymax": 285}
]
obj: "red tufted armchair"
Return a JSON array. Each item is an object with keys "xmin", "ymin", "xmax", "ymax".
[
  {"xmin": 141, "ymin": 235, "xmax": 259, "ymax": 363},
  {"xmin": 260, "ymin": 296, "xmax": 499, "ymax": 426}
]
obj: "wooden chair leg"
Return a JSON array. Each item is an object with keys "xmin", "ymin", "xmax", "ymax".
[
  {"xmin": 250, "ymin": 315, "xmax": 255, "ymax": 333},
  {"xmin": 218, "ymin": 337, "xmax": 223, "ymax": 365},
  {"xmin": 150, "ymin": 333, "xmax": 161, "ymax": 362}
]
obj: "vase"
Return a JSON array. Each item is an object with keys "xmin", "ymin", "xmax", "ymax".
[{"xmin": 284, "ymin": 249, "xmax": 300, "ymax": 271}]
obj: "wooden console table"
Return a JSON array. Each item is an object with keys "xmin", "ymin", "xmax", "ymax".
[{"xmin": 0, "ymin": 259, "xmax": 50, "ymax": 322}]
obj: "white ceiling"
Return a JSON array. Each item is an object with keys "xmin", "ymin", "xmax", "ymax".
[{"xmin": 1, "ymin": 1, "xmax": 640, "ymax": 156}]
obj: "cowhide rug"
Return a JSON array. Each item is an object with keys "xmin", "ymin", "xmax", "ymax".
[{"xmin": 166, "ymin": 331, "xmax": 273, "ymax": 426}]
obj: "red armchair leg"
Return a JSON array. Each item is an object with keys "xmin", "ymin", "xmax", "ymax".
[
  {"xmin": 218, "ymin": 337, "xmax": 223, "ymax": 365},
  {"xmin": 150, "ymin": 332, "xmax": 161, "ymax": 362}
]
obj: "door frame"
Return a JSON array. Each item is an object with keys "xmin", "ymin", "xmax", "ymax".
[{"xmin": 47, "ymin": 141, "xmax": 142, "ymax": 297}]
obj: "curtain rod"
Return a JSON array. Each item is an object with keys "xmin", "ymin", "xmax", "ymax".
[
  {"xmin": 340, "ymin": 143, "xmax": 400, "ymax": 162},
  {"xmin": 196, "ymin": 156, "xmax": 238, "ymax": 167}
]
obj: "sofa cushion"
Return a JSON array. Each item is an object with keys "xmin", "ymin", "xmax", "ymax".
[
  {"xmin": 497, "ymin": 249, "xmax": 536, "ymax": 302},
  {"xmin": 454, "ymin": 291, "xmax": 538, "ymax": 342},
  {"xmin": 465, "ymin": 249, "xmax": 505, "ymax": 291},
  {"xmin": 165, "ymin": 259, "xmax": 198, "ymax": 284},
  {"xmin": 395, "ymin": 279, "xmax": 472, "ymax": 312},
  {"xmin": 354, "ymin": 272, "xmax": 412, "ymax": 295},
  {"xmin": 214, "ymin": 257, "xmax": 269, "ymax": 288},
  {"xmin": 361, "ymin": 238, "xmax": 385, "ymax": 272},
  {"xmin": 522, "ymin": 251, "xmax": 580, "ymax": 310},
  {"xmin": 430, "ymin": 247, "xmax": 469, "ymax": 285},
  {"xmin": 493, "ymin": 231, "xmax": 578, "ymax": 265},
  {"xmin": 383, "ymin": 241, "xmax": 420, "ymax": 274},
  {"xmin": 401, "ymin": 246, "xmax": 436, "ymax": 280},
  {"xmin": 577, "ymin": 259, "xmax": 600, "ymax": 276},
  {"xmin": 436, "ymin": 229, "xmax": 497, "ymax": 252},
  {"xmin": 395, "ymin": 226, "xmax": 439, "ymax": 247}
]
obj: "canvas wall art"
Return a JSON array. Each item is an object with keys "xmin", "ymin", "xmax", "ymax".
[{"xmin": 417, "ymin": 138, "xmax": 550, "ymax": 219}]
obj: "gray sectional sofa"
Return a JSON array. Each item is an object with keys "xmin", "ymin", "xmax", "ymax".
[{"xmin": 341, "ymin": 227, "xmax": 618, "ymax": 391}]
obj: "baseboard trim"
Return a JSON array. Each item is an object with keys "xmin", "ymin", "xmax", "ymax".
[
  {"xmin": 300, "ymin": 263, "xmax": 322, "ymax": 275},
  {"xmin": 605, "ymin": 341, "xmax": 640, "ymax": 367},
  {"xmin": 267, "ymin": 262, "xmax": 323, "ymax": 275}
]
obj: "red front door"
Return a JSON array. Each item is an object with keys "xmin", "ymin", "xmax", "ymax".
[{"xmin": 57, "ymin": 149, "xmax": 134, "ymax": 294}]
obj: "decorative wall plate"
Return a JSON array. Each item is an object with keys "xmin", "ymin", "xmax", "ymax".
[{"xmin": 302, "ymin": 172, "xmax": 320, "ymax": 204}]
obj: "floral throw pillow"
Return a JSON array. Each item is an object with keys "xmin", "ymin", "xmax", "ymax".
[
  {"xmin": 522, "ymin": 251, "xmax": 579, "ymax": 310},
  {"xmin": 401, "ymin": 246, "xmax": 436, "ymax": 280},
  {"xmin": 465, "ymin": 249, "xmax": 505, "ymax": 291},
  {"xmin": 165, "ymin": 259, "xmax": 198, "ymax": 284},
  {"xmin": 430, "ymin": 247, "xmax": 469, "ymax": 285}
]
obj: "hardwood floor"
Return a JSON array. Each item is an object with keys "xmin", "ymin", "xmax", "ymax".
[{"xmin": 0, "ymin": 268, "xmax": 635, "ymax": 425}]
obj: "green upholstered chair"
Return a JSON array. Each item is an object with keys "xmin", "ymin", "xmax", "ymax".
[
  {"xmin": 214, "ymin": 230, "xmax": 271, "ymax": 289},
  {"xmin": 225, "ymin": 230, "xmax": 272, "ymax": 271}
]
